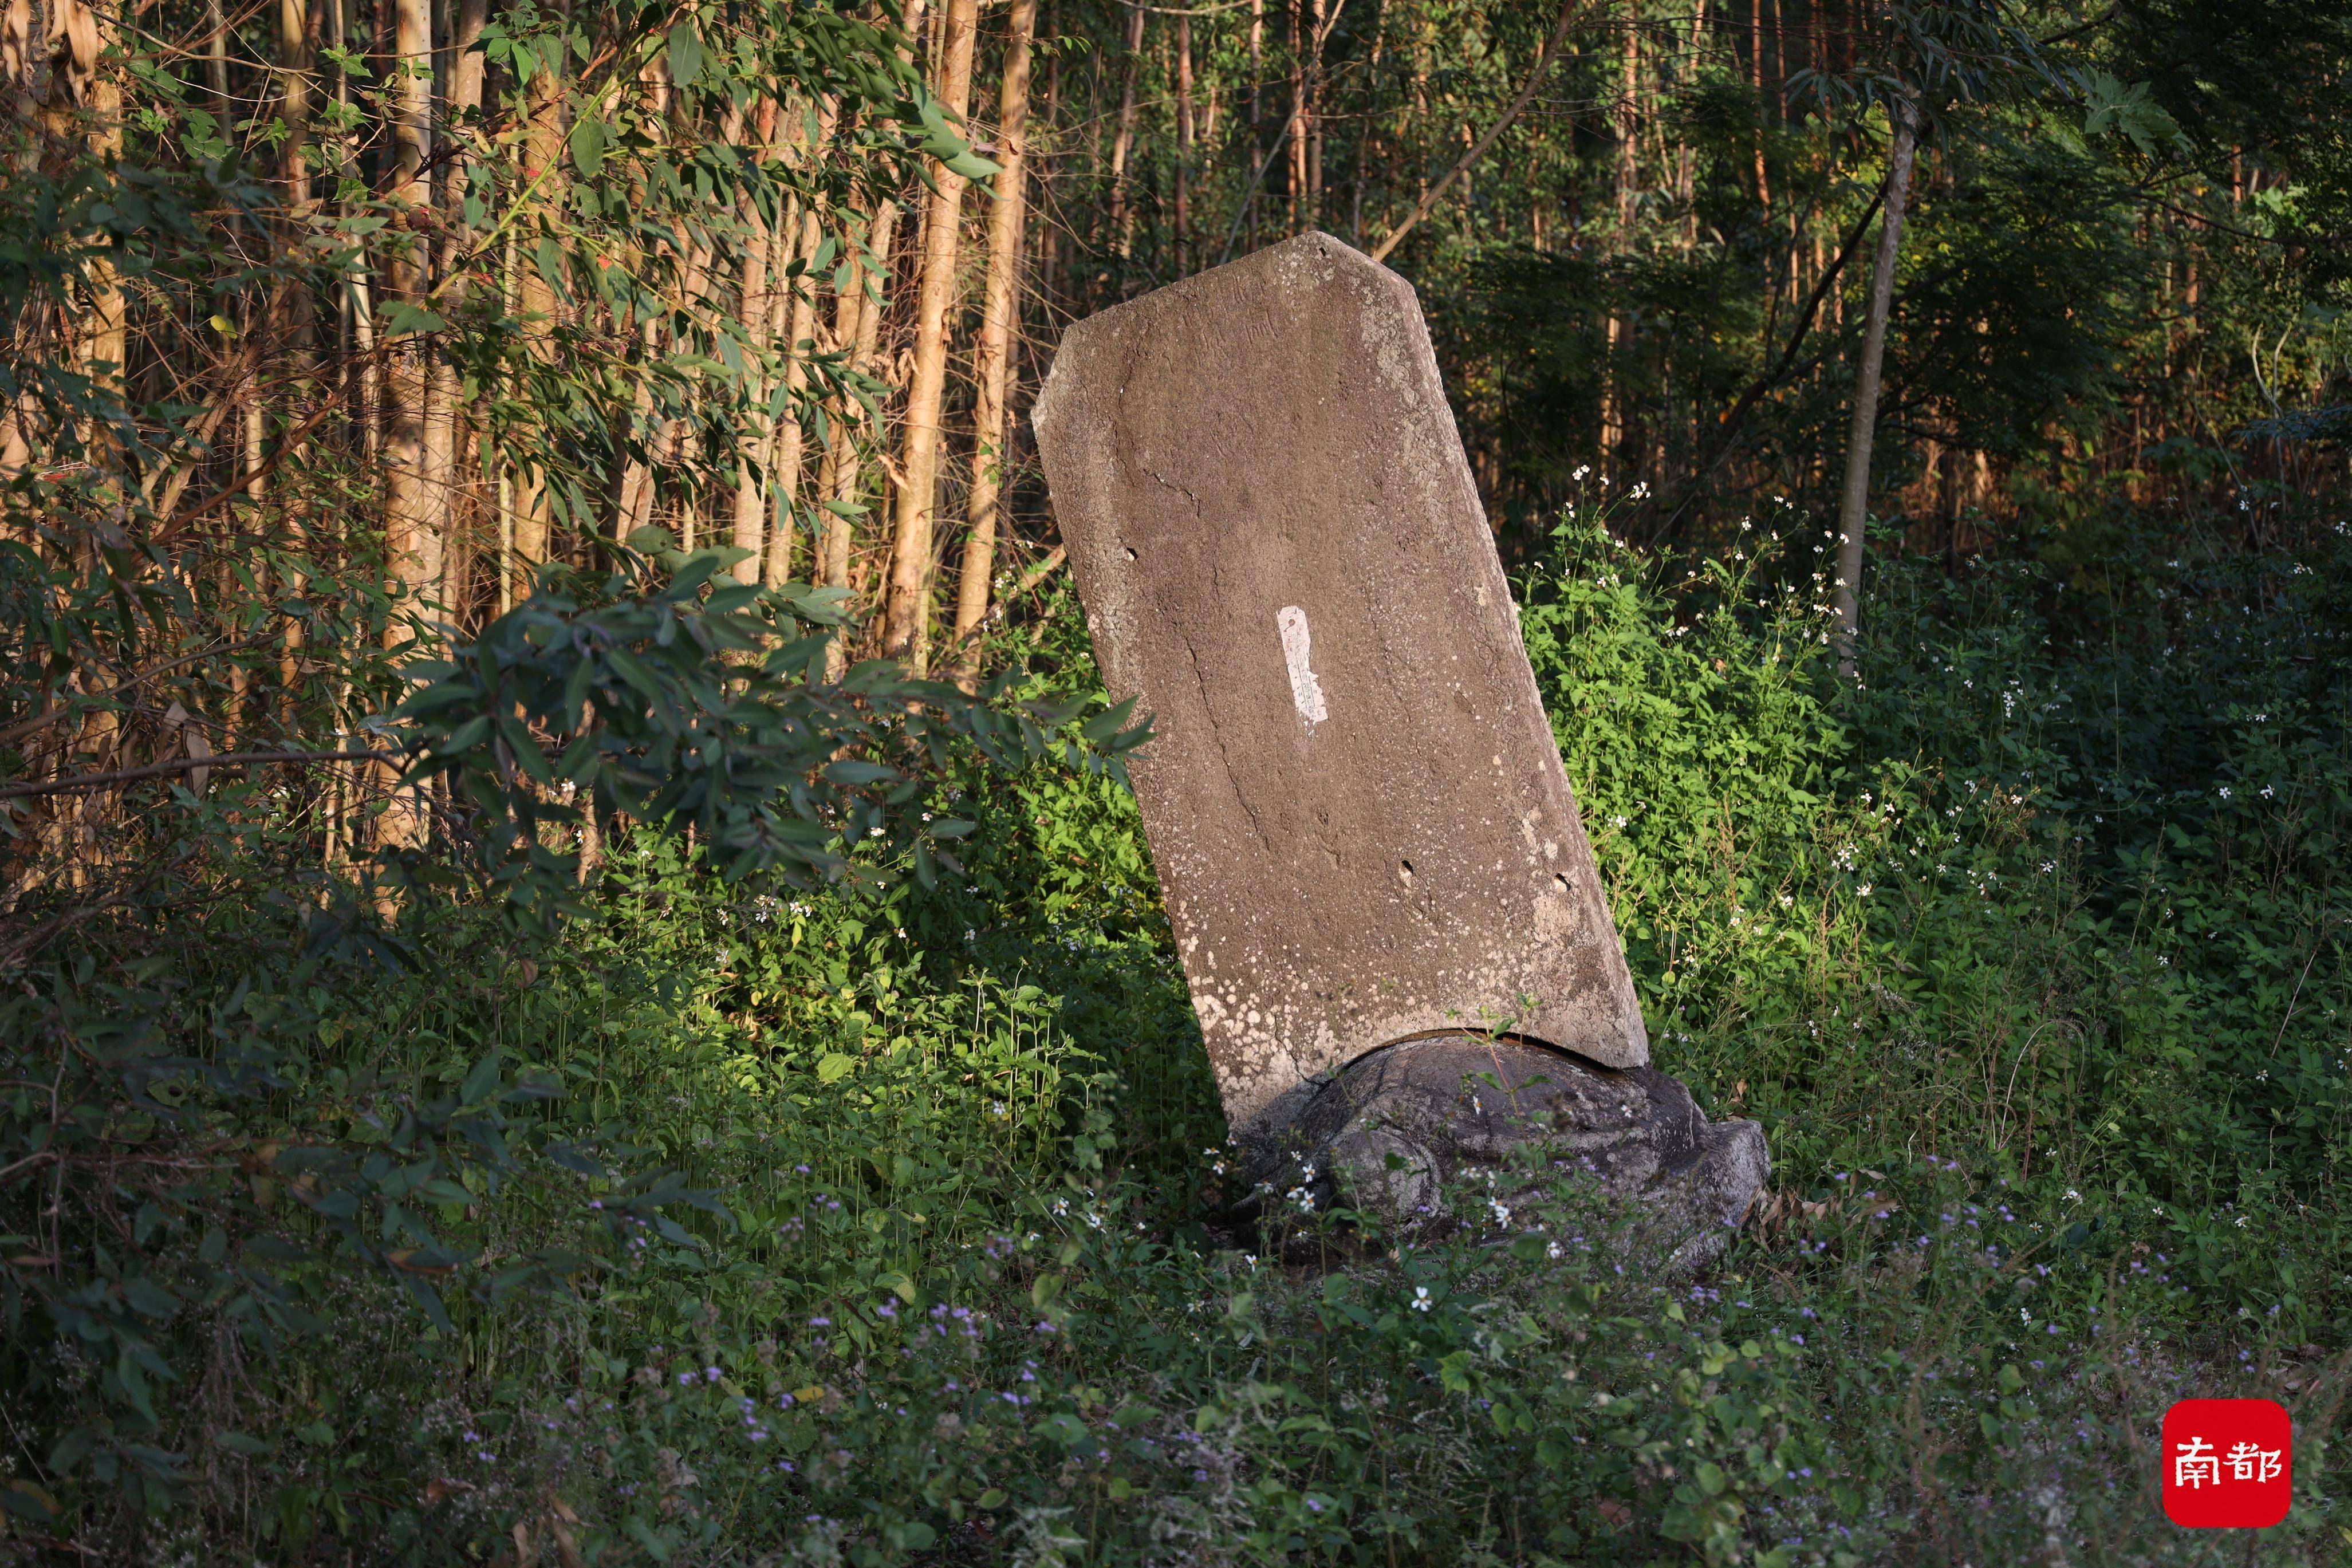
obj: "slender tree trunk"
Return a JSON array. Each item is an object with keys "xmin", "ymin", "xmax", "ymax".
[
  {"xmin": 204, "ymin": 0, "xmax": 228, "ymax": 104},
  {"xmin": 1286, "ymin": 0, "xmax": 1305, "ymax": 233},
  {"xmin": 1306, "ymin": 0, "xmax": 1326, "ymax": 222},
  {"xmin": 614, "ymin": 318, "xmax": 665, "ymax": 538},
  {"xmin": 1678, "ymin": 0, "xmax": 1705, "ymax": 251},
  {"xmin": 233, "ymin": 393, "xmax": 266, "ymax": 742},
  {"xmin": 1750, "ymin": 0, "xmax": 1771, "ymax": 207},
  {"xmin": 381, "ymin": 0, "xmax": 438, "ymax": 632},
  {"xmin": 820, "ymin": 198, "xmax": 902, "ymax": 677},
  {"xmin": 615, "ymin": 61, "xmax": 708, "ymax": 545},
  {"xmin": 1107, "ymin": 5, "xmax": 1146, "ymax": 263},
  {"xmin": 764, "ymin": 104, "xmax": 833, "ymax": 589},
  {"xmin": 44, "ymin": 0, "xmax": 124, "ymax": 450},
  {"xmin": 271, "ymin": 0, "xmax": 317, "ymax": 712},
  {"xmin": 421, "ymin": 0, "xmax": 486, "ymax": 616},
  {"xmin": 1615, "ymin": 17, "xmax": 1640, "ymax": 233},
  {"xmin": 1037, "ymin": 0, "xmax": 1062, "ymax": 308},
  {"xmin": 1831, "ymin": 95, "xmax": 1915, "ymax": 676},
  {"xmin": 815, "ymin": 215, "xmax": 870, "ymax": 594},
  {"xmin": 276, "ymin": 0, "xmax": 316, "ymax": 287},
  {"xmin": 731, "ymin": 96, "xmax": 782, "ymax": 584},
  {"xmin": 498, "ymin": 232, "xmax": 519, "ymax": 614},
  {"xmin": 371, "ymin": 0, "xmax": 439, "ymax": 873},
  {"xmin": 951, "ymin": 0, "xmax": 1037, "ymax": 691},
  {"xmin": 1173, "ymin": 10, "xmax": 1193, "ymax": 271},
  {"xmin": 754, "ymin": 211, "xmax": 795, "ymax": 577},
  {"xmin": 1247, "ymin": 0, "xmax": 1264, "ymax": 247},
  {"xmin": 1602, "ymin": 10, "xmax": 1638, "ymax": 466},
  {"xmin": 326, "ymin": 0, "xmax": 379, "ymax": 467},
  {"xmin": 880, "ymin": 0, "xmax": 979, "ymax": 671},
  {"xmin": 511, "ymin": 23, "xmax": 566, "ymax": 598}
]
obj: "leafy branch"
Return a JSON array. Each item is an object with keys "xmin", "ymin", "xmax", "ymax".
[{"xmin": 395, "ymin": 529, "xmax": 1151, "ymax": 927}]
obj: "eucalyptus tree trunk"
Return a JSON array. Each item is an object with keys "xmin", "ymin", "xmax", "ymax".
[
  {"xmin": 1173, "ymin": 10, "xmax": 1193, "ymax": 270},
  {"xmin": 1246, "ymin": 0, "xmax": 1263, "ymax": 248},
  {"xmin": 950, "ymin": 0, "xmax": 1038, "ymax": 691},
  {"xmin": 231, "ymin": 392, "xmax": 265, "ymax": 743},
  {"xmin": 422, "ymin": 0, "xmax": 487, "ymax": 620},
  {"xmin": 1305, "ymin": 0, "xmax": 1326, "ymax": 219},
  {"xmin": 381, "ymin": 0, "xmax": 439, "ymax": 627},
  {"xmin": 1677, "ymin": 0, "xmax": 1707, "ymax": 252},
  {"xmin": 1750, "ymin": 0, "xmax": 1771, "ymax": 208},
  {"xmin": 275, "ymin": 0, "xmax": 316, "ymax": 308},
  {"xmin": 880, "ymin": 0, "xmax": 979, "ymax": 671},
  {"xmin": 274, "ymin": 0, "xmax": 316, "ymax": 702},
  {"xmin": 329, "ymin": 0, "xmax": 379, "ymax": 466},
  {"xmin": 1602, "ymin": 9, "xmax": 1638, "ymax": 467},
  {"xmin": 1286, "ymin": 0, "xmax": 1304, "ymax": 233},
  {"xmin": 44, "ymin": 0, "xmax": 124, "ymax": 441},
  {"xmin": 615, "ymin": 60, "xmax": 704, "ymax": 544},
  {"xmin": 730, "ymin": 97, "xmax": 782, "ymax": 584},
  {"xmin": 762, "ymin": 103, "xmax": 835, "ymax": 589},
  {"xmin": 370, "ymin": 0, "xmax": 438, "ymax": 870},
  {"xmin": 1107, "ymin": 6, "xmax": 1145, "ymax": 262},
  {"xmin": 814, "ymin": 218, "xmax": 869, "ymax": 597},
  {"xmin": 511, "ymin": 30, "xmax": 568, "ymax": 597},
  {"xmin": 819, "ymin": 197, "xmax": 902, "ymax": 679},
  {"xmin": 1831, "ymin": 94, "xmax": 1916, "ymax": 677}
]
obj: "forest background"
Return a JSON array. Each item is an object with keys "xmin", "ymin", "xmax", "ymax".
[{"xmin": 5, "ymin": 0, "xmax": 2352, "ymax": 1559}]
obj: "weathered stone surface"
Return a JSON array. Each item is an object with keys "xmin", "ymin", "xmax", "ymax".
[
  {"xmin": 1254, "ymin": 1034, "xmax": 1769, "ymax": 1276},
  {"xmin": 1032, "ymin": 233, "xmax": 1647, "ymax": 1134}
]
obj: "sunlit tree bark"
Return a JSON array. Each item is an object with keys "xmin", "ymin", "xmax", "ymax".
[
  {"xmin": 1107, "ymin": 6, "xmax": 1145, "ymax": 262},
  {"xmin": 422, "ymin": 0, "xmax": 487, "ymax": 621},
  {"xmin": 819, "ymin": 198, "xmax": 902, "ymax": 678},
  {"xmin": 1174, "ymin": 10, "xmax": 1193, "ymax": 270},
  {"xmin": 381, "ymin": 0, "xmax": 440, "ymax": 632},
  {"xmin": 763, "ymin": 103, "xmax": 834, "ymax": 589},
  {"xmin": 950, "ymin": 0, "xmax": 1038, "ymax": 691},
  {"xmin": 1831, "ymin": 94, "xmax": 1916, "ymax": 676},
  {"xmin": 731, "ymin": 96, "xmax": 782, "ymax": 585},
  {"xmin": 880, "ymin": 0, "xmax": 979, "ymax": 671},
  {"xmin": 511, "ymin": 25, "xmax": 568, "ymax": 599}
]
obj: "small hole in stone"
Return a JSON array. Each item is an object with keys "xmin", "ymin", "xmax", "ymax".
[
  {"xmin": 1399, "ymin": 860, "xmax": 1414, "ymax": 885},
  {"xmin": 1123, "ymin": 546, "xmax": 1138, "ymax": 561},
  {"xmin": 1554, "ymin": 874, "xmax": 1571, "ymax": 895}
]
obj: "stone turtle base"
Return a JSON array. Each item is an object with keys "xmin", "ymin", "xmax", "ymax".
[{"xmin": 1240, "ymin": 1034, "xmax": 1769, "ymax": 1277}]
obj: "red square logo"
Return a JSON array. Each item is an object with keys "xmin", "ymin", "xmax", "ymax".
[{"xmin": 2162, "ymin": 1398, "xmax": 2291, "ymax": 1528}]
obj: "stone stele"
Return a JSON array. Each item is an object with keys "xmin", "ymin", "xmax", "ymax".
[{"xmin": 1032, "ymin": 231, "xmax": 1648, "ymax": 1136}]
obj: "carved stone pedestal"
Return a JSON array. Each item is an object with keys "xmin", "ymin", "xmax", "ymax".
[{"xmin": 1242, "ymin": 1035, "xmax": 1768, "ymax": 1277}]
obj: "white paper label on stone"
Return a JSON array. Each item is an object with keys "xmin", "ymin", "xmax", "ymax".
[{"xmin": 1276, "ymin": 605, "xmax": 1328, "ymax": 726}]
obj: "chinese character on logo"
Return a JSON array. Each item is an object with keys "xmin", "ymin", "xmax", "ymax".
[
  {"xmin": 2162, "ymin": 1399, "xmax": 2291, "ymax": 1528},
  {"xmin": 2225, "ymin": 1441, "xmax": 2283, "ymax": 1482},
  {"xmin": 2172, "ymin": 1436, "xmax": 2220, "ymax": 1491}
]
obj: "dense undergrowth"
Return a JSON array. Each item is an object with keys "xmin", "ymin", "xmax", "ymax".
[{"xmin": 6, "ymin": 498, "xmax": 2352, "ymax": 1565}]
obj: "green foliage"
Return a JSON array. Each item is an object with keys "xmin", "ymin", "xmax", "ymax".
[
  {"xmin": 1522, "ymin": 501, "xmax": 1854, "ymax": 1022},
  {"xmin": 396, "ymin": 534, "xmax": 1147, "ymax": 923},
  {"xmin": 0, "ymin": 911, "xmax": 719, "ymax": 1524},
  {"xmin": 0, "ymin": 154, "xmax": 286, "ymax": 476},
  {"xmin": 9, "ymin": 502, "xmax": 2352, "ymax": 1561},
  {"xmin": 1527, "ymin": 494, "xmax": 2352, "ymax": 1322}
]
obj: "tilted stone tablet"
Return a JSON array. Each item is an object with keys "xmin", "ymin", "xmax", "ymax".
[{"xmin": 1031, "ymin": 232, "xmax": 1648, "ymax": 1135}]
